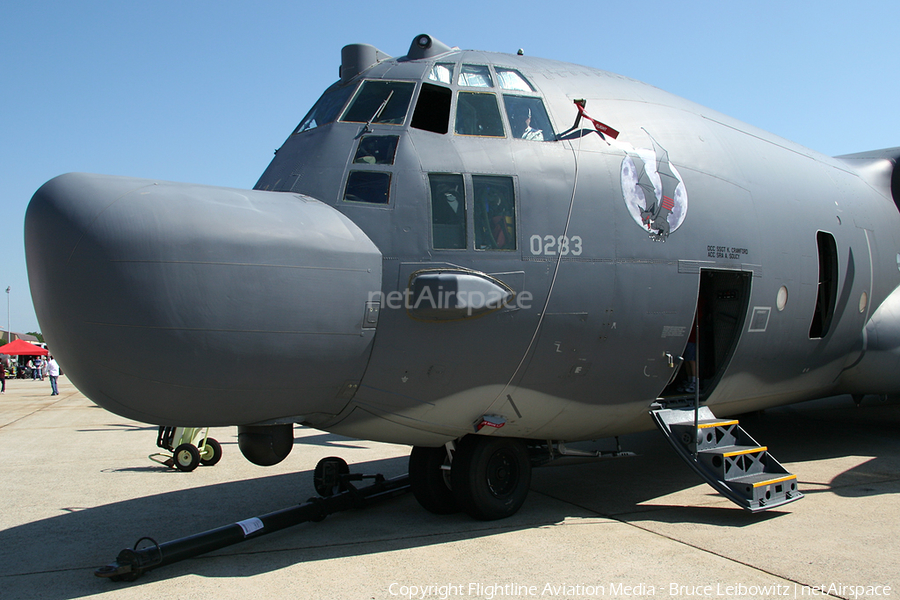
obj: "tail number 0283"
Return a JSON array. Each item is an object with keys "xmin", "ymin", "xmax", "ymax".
[{"xmin": 530, "ymin": 234, "xmax": 583, "ymax": 256}]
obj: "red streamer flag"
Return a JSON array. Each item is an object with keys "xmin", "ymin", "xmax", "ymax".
[{"xmin": 574, "ymin": 101, "xmax": 619, "ymax": 139}]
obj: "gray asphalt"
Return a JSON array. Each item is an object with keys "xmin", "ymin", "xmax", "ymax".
[{"xmin": 1, "ymin": 376, "xmax": 897, "ymax": 599}]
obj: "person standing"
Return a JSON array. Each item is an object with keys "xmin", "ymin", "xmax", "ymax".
[
  {"xmin": 47, "ymin": 355, "xmax": 60, "ymax": 396},
  {"xmin": 1, "ymin": 359, "xmax": 6, "ymax": 394}
]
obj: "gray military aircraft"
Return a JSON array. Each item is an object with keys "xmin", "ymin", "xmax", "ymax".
[{"xmin": 25, "ymin": 34, "xmax": 900, "ymax": 520}]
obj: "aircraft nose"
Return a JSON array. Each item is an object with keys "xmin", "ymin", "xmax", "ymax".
[{"xmin": 25, "ymin": 173, "xmax": 382, "ymax": 425}]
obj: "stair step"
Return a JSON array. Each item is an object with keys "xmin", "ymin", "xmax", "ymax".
[
  {"xmin": 701, "ymin": 445, "xmax": 767, "ymax": 457},
  {"xmin": 699, "ymin": 445, "xmax": 769, "ymax": 480},
  {"xmin": 696, "ymin": 419, "xmax": 739, "ymax": 429},
  {"xmin": 726, "ymin": 473, "xmax": 800, "ymax": 508},
  {"xmin": 671, "ymin": 419, "xmax": 741, "ymax": 452},
  {"xmin": 729, "ymin": 472, "xmax": 797, "ymax": 488},
  {"xmin": 651, "ymin": 405, "xmax": 802, "ymax": 512}
]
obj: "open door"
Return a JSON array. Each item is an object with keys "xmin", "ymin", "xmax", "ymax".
[{"xmin": 662, "ymin": 269, "xmax": 752, "ymax": 398}]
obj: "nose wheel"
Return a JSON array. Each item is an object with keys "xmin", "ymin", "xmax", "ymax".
[{"xmin": 409, "ymin": 436, "xmax": 531, "ymax": 521}]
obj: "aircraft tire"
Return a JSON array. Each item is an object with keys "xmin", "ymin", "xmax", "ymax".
[
  {"xmin": 409, "ymin": 446, "xmax": 458, "ymax": 514},
  {"xmin": 450, "ymin": 436, "xmax": 531, "ymax": 521},
  {"xmin": 173, "ymin": 443, "xmax": 201, "ymax": 472},
  {"xmin": 199, "ymin": 437, "xmax": 222, "ymax": 466}
]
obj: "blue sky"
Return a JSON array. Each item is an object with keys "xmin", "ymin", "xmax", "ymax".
[{"xmin": 2, "ymin": 1, "xmax": 898, "ymax": 334}]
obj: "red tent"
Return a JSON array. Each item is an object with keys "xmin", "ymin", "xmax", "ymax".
[{"xmin": 0, "ymin": 339, "xmax": 49, "ymax": 356}]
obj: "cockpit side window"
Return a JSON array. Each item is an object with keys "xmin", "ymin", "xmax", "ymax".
[
  {"xmin": 455, "ymin": 92, "xmax": 505, "ymax": 137},
  {"xmin": 294, "ymin": 83, "xmax": 356, "ymax": 134},
  {"xmin": 473, "ymin": 175, "xmax": 516, "ymax": 250},
  {"xmin": 428, "ymin": 63, "xmax": 455, "ymax": 84},
  {"xmin": 429, "ymin": 174, "xmax": 466, "ymax": 249},
  {"xmin": 412, "ymin": 84, "xmax": 451, "ymax": 134},
  {"xmin": 341, "ymin": 81, "xmax": 416, "ymax": 126},
  {"xmin": 458, "ymin": 64, "xmax": 493, "ymax": 88},
  {"xmin": 495, "ymin": 68, "xmax": 534, "ymax": 92},
  {"xmin": 354, "ymin": 136, "xmax": 399, "ymax": 165},
  {"xmin": 344, "ymin": 171, "xmax": 391, "ymax": 204},
  {"xmin": 502, "ymin": 95, "xmax": 555, "ymax": 141}
]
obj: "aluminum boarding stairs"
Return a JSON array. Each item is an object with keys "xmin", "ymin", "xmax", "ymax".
[{"xmin": 651, "ymin": 405, "xmax": 803, "ymax": 511}]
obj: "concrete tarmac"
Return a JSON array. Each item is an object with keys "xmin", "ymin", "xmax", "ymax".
[{"xmin": 1, "ymin": 376, "xmax": 897, "ymax": 599}]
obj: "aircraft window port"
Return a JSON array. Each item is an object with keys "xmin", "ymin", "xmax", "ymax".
[
  {"xmin": 354, "ymin": 136, "xmax": 399, "ymax": 165},
  {"xmin": 429, "ymin": 173, "xmax": 466, "ymax": 249},
  {"xmin": 458, "ymin": 64, "xmax": 493, "ymax": 87},
  {"xmin": 294, "ymin": 83, "xmax": 356, "ymax": 134},
  {"xmin": 428, "ymin": 62, "xmax": 455, "ymax": 85},
  {"xmin": 344, "ymin": 171, "xmax": 391, "ymax": 204},
  {"xmin": 496, "ymin": 67, "xmax": 534, "ymax": 92},
  {"xmin": 473, "ymin": 175, "xmax": 516, "ymax": 250},
  {"xmin": 455, "ymin": 92, "xmax": 505, "ymax": 137},
  {"xmin": 503, "ymin": 95, "xmax": 555, "ymax": 141},
  {"xmin": 412, "ymin": 83, "xmax": 451, "ymax": 134},
  {"xmin": 809, "ymin": 231, "xmax": 838, "ymax": 338},
  {"xmin": 341, "ymin": 80, "xmax": 416, "ymax": 126}
]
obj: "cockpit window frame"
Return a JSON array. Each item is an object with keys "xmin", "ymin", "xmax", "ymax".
[
  {"xmin": 293, "ymin": 82, "xmax": 357, "ymax": 135},
  {"xmin": 458, "ymin": 64, "xmax": 494, "ymax": 88},
  {"xmin": 424, "ymin": 60, "xmax": 557, "ymax": 143},
  {"xmin": 454, "ymin": 91, "xmax": 506, "ymax": 138},
  {"xmin": 428, "ymin": 172, "xmax": 467, "ymax": 250},
  {"xmin": 342, "ymin": 169, "xmax": 393, "ymax": 206},
  {"xmin": 426, "ymin": 172, "xmax": 520, "ymax": 251},
  {"xmin": 340, "ymin": 80, "xmax": 417, "ymax": 127},
  {"xmin": 494, "ymin": 67, "xmax": 535, "ymax": 92},
  {"xmin": 353, "ymin": 135, "xmax": 400, "ymax": 165},
  {"xmin": 411, "ymin": 83, "xmax": 452, "ymax": 134},
  {"xmin": 472, "ymin": 174, "xmax": 518, "ymax": 251},
  {"xmin": 428, "ymin": 63, "xmax": 455, "ymax": 85},
  {"xmin": 502, "ymin": 94, "xmax": 556, "ymax": 142}
]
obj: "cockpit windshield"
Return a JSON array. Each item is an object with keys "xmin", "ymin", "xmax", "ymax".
[
  {"xmin": 295, "ymin": 64, "xmax": 554, "ymax": 143},
  {"xmin": 293, "ymin": 83, "xmax": 355, "ymax": 135},
  {"xmin": 341, "ymin": 81, "xmax": 416, "ymax": 125}
]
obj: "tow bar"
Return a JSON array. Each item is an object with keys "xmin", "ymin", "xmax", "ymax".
[{"xmin": 95, "ymin": 457, "xmax": 409, "ymax": 582}]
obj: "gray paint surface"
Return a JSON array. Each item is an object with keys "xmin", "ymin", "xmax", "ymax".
[{"xmin": 24, "ymin": 35, "xmax": 900, "ymax": 446}]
